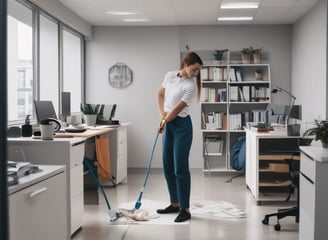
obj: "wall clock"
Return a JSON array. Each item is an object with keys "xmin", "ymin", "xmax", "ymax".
[{"xmin": 108, "ymin": 62, "xmax": 133, "ymax": 88}]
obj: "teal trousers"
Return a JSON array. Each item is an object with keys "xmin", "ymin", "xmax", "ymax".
[{"xmin": 162, "ymin": 115, "xmax": 192, "ymax": 209}]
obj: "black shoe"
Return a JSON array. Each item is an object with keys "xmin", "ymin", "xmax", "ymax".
[
  {"xmin": 174, "ymin": 209, "xmax": 191, "ymax": 222},
  {"xmin": 157, "ymin": 205, "xmax": 180, "ymax": 214}
]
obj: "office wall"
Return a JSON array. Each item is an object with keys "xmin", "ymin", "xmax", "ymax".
[
  {"xmin": 85, "ymin": 25, "xmax": 291, "ymax": 168},
  {"xmin": 292, "ymin": 0, "xmax": 327, "ymax": 128},
  {"xmin": 30, "ymin": 0, "xmax": 92, "ymax": 39}
]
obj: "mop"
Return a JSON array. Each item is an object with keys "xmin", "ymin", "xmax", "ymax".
[
  {"xmin": 134, "ymin": 131, "xmax": 160, "ymax": 210},
  {"xmin": 83, "ymin": 157, "xmax": 119, "ymax": 221},
  {"xmin": 110, "ymin": 130, "xmax": 161, "ymax": 223}
]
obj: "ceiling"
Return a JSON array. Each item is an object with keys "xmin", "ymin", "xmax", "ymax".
[{"xmin": 59, "ymin": 0, "xmax": 320, "ymax": 26}]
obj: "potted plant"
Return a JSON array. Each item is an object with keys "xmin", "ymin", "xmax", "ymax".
[
  {"xmin": 80, "ymin": 103, "xmax": 100, "ymax": 126},
  {"xmin": 303, "ymin": 119, "xmax": 328, "ymax": 148},
  {"xmin": 213, "ymin": 49, "xmax": 228, "ymax": 61},
  {"xmin": 253, "ymin": 48, "xmax": 263, "ymax": 63},
  {"xmin": 255, "ymin": 69, "xmax": 263, "ymax": 80},
  {"xmin": 241, "ymin": 47, "xmax": 252, "ymax": 64}
]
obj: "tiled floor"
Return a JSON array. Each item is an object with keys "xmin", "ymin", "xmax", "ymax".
[{"xmin": 72, "ymin": 169, "xmax": 298, "ymax": 240}]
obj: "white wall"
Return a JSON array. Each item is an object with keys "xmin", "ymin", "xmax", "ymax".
[
  {"xmin": 86, "ymin": 25, "xmax": 292, "ymax": 168},
  {"xmin": 292, "ymin": 0, "xmax": 327, "ymax": 129}
]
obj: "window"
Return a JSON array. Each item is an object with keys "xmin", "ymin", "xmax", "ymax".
[
  {"xmin": 7, "ymin": 0, "xmax": 34, "ymax": 121},
  {"xmin": 39, "ymin": 14, "xmax": 59, "ymax": 114},
  {"xmin": 63, "ymin": 28, "xmax": 83, "ymax": 113},
  {"xmin": 7, "ymin": 0, "xmax": 85, "ymax": 123}
]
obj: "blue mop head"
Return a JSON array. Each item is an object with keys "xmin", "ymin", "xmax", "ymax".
[{"xmin": 134, "ymin": 201, "xmax": 142, "ymax": 210}]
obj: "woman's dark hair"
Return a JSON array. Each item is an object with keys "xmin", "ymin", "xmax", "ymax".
[{"xmin": 180, "ymin": 52, "xmax": 203, "ymax": 101}]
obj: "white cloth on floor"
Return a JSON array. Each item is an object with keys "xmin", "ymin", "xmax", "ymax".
[
  {"xmin": 118, "ymin": 208, "xmax": 159, "ymax": 221},
  {"xmin": 191, "ymin": 200, "xmax": 246, "ymax": 218}
]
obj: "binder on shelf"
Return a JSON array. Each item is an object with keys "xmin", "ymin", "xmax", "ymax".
[
  {"xmin": 201, "ymin": 87, "xmax": 209, "ymax": 102},
  {"xmin": 229, "ymin": 67, "xmax": 237, "ymax": 82},
  {"xmin": 220, "ymin": 89, "xmax": 227, "ymax": 102},
  {"xmin": 238, "ymin": 87, "xmax": 245, "ymax": 102},
  {"xmin": 243, "ymin": 86, "xmax": 250, "ymax": 102},
  {"xmin": 201, "ymin": 68, "xmax": 209, "ymax": 81},
  {"xmin": 235, "ymin": 67, "xmax": 243, "ymax": 82},
  {"xmin": 230, "ymin": 86, "xmax": 239, "ymax": 101}
]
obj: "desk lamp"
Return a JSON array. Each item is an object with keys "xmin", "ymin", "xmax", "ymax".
[{"xmin": 271, "ymin": 86, "xmax": 296, "ymax": 131}]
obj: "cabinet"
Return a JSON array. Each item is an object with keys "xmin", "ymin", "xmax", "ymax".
[
  {"xmin": 109, "ymin": 125, "xmax": 128, "ymax": 184},
  {"xmin": 299, "ymin": 146, "xmax": 328, "ymax": 240},
  {"xmin": 195, "ymin": 50, "xmax": 271, "ymax": 172},
  {"xmin": 7, "ymin": 138, "xmax": 85, "ymax": 236},
  {"xmin": 84, "ymin": 124, "xmax": 128, "ymax": 187},
  {"xmin": 245, "ymin": 130, "xmax": 299, "ymax": 204},
  {"xmin": 9, "ymin": 165, "xmax": 68, "ymax": 240}
]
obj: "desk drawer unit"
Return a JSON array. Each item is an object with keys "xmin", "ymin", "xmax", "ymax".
[
  {"xmin": 300, "ymin": 152, "xmax": 315, "ymax": 180},
  {"xmin": 9, "ymin": 171, "xmax": 68, "ymax": 240},
  {"xmin": 299, "ymin": 173, "xmax": 315, "ymax": 240},
  {"xmin": 300, "ymin": 147, "xmax": 328, "ymax": 240},
  {"xmin": 70, "ymin": 142, "xmax": 85, "ymax": 234}
]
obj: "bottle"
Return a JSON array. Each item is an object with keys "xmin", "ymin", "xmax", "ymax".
[{"xmin": 22, "ymin": 115, "xmax": 32, "ymax": 137}]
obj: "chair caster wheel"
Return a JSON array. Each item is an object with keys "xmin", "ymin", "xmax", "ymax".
[
  {"xmin": 274, "ymin": 223, "xmax": 281, "ymax": 231},
  {"xmin": 262, "ymin": 217, "xmax": 269, "ymax": 225}
]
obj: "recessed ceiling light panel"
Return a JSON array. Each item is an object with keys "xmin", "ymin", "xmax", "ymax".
[
  {"xmin": 122, "ymin": 18, "xmax": 150, "ymax": 22},
  {"xmin": 217, "ymin": 16, "xmax": 253, "ymax": 21},
  {"xmin": 106, "ymin": 11, "xmax": 136, "ymax": 16},
  {"xmin": 220, "ymin": 2, "xmax": 259, "ymax": 9}
]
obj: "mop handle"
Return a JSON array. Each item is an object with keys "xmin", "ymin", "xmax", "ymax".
[
  {"xmin": 137, "ymin": 132, "xmax": 159, "ymax": 200},
  {"xmin": 84, "ymin": 157, "xmax": 111, "ymax": 210}
]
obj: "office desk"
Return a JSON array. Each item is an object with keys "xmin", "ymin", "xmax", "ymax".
[
  {"xmin": 245, "ymin": 129, "xmax": 299, "ymax": 204},
  {"xmin": 7, "ymin": 124, "xmax": 129, "ymax": 235},
  {"xmin": 299, "ymin": 145, "xmax": 328, "ymax": 240}
]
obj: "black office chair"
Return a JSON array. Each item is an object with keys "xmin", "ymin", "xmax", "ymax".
[{"xmin": 261, "ymin": 152, "xmax": 300, "ymax": 231}]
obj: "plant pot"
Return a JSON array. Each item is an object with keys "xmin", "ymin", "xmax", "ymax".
[
  {"xmin": 321, "ymin": 141, "xmax": 328, "ymax": 148},
  {"xmin": 84, "ymin": 114, "xmax": 97, "ymax": 126},
  {"xmin": 241, "ymin": 54, "xmax": 251, "ymax": 64},
  {"xmin": 255, "ymin": 72, "xmax": 263, "ymax": 80},
  {"xmin": 214, "ymin": 53, "xmax": 224, "ymax": 61},
  {"xmin": 253, "ymin": 53, "xmax": 261, "ymax": 64}
]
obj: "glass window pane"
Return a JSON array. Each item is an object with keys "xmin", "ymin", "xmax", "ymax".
[
  {"xmin": 7, "ymin": 0, "xmax": 33, "ymax": 121},
  {"xmin": 40, "ymin": 14, "xmax": 59, "ymax": 114},
  {"xmin": 63, "ymin": 29, "xmax": 82, "ymax": 113}
]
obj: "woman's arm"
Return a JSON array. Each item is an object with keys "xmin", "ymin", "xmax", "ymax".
[
  {"xmin": 164, "ymin": 101, "xmax": 187, "ymax": 122},
  {"xmin": 157, "ymin": 87, "xmax": 166, "ymax": 119}
]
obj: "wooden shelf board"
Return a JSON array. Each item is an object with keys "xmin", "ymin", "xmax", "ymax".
[
  {"xmin": 259, "ymin": 180, "xmax": 292, "ymax": 187},
  {"xmin": 259, "ymin": 154, "xmax": 300, "ymax": 161}
]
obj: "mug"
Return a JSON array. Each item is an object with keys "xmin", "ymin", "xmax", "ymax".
[
  {"xmin": 40, "ymin": 124, "xmax": 54, "ymax": 140},
  {"xmin": 39, "ymin": 118, "xmax": 61, "ymax": 140}
]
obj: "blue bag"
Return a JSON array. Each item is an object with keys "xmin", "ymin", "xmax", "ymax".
[{"xmin": 231, "ymin": 136, "xmax": 246, "ymax": 171}]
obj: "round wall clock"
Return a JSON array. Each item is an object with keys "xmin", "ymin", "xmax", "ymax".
[{"xmin": 108, "ymin": 62, "xmax": 133, "ymax": 88}]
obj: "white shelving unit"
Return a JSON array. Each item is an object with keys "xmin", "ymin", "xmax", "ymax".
[{"xmin": 194, "ymin": 50, "xmax": 271, "ymax": 172}]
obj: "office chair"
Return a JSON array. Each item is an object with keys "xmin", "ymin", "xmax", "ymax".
[{"xmin": 261, "ymin": 152, "xmax": 300, "ymax": 231}]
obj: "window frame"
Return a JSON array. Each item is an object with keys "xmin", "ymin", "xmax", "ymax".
[{"xmin": 7, "ymin": 0, "xmax": 85, "ymax": 125}]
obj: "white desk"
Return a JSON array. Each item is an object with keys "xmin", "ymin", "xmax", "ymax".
[
  {"xmin": 9, "ymin": 165, "xmax": 68, "ymax": 240},
  {"xmin": 245, "ymin": 129, "xmax": 299, "ymax": 204},
  {"xmin": 7, "ymin": 137, "xmax": 85, "ymax": 236},
  {"xmin": 7, "ymin": 123, "xmax": 129, "ymax": 235},
  {"xmin": 299, "ymin": 145, "xmax": 328, "ymax": 240}
]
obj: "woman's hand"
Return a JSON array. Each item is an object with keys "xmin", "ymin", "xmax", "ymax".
[{"xmin": 158, "ymin": 119, "xmax": 166, "ymax": 133}]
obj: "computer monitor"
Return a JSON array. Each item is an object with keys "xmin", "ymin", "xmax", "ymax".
[
  {"xmin": 61, "ymin": 92, "xmax": 71, "ymax": 121},
  {"xmin": 34, "ymin": 100, "xmax": 58, "ymax": 124}
]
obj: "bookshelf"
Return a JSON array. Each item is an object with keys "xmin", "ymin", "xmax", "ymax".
[{"xmin": 195, "ymin": 50, "xmax": 271, "ymax": 172}]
